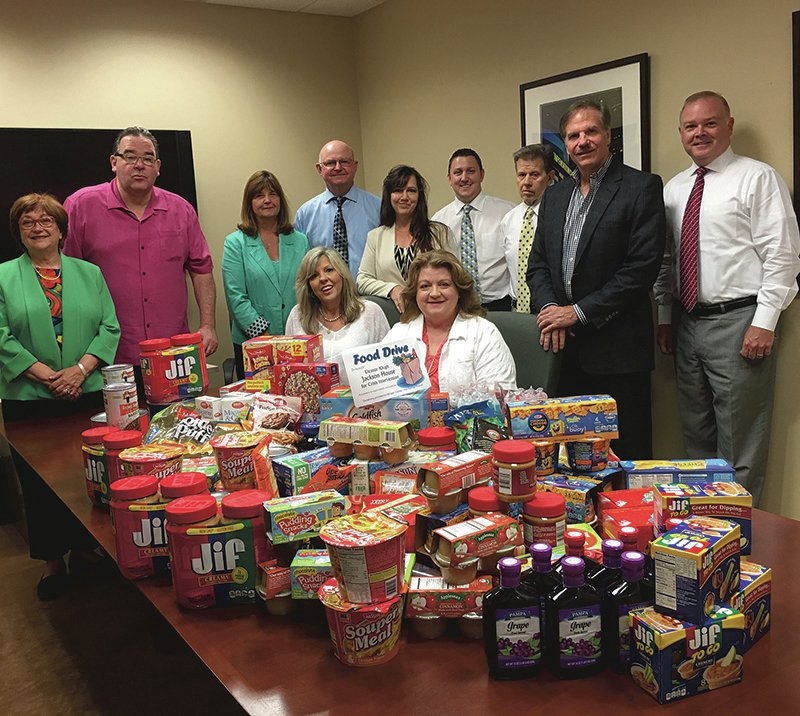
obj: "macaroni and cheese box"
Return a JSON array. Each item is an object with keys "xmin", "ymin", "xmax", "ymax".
[
  {"xmin": 405, "ymin": 575, "xmax": 493, "ymax": 618},
  {"xmin": 620, "ymin": 459, "xmax": 736, "ymax": 489},
  {"xmin": 263, "ymin": 490, "xmax": 348, "ymax": 544},
  {"xmin": 629, "ymin": 606, "xmax": 744, "ymax": 704},
  {"xmin": 538, "ymin": 474, "xmax": 603, "ymax": 524},
  {"xmin": 653, "ymin": 482, "xmax": 752, "ymax": 554},
  {"xmin": 290, "ymin": 549, "xmax": 335, "ymax": 600},
  {"xmin": 731, "ymin": 560, "xmax": 771, "ymax": 653},
  {"xmin": 651, "ymin": 517, "xmax": 741, "ymax": 624},
  {"xmin": 243, "ymin": 335, "xmax": 323, "ymax": 391},
  {"xmin": 319, "ymin": 386, "xmax": 448, "ymax": 430},
  {"xmin": 272, "ymin": 447, "xmax": 340, "ymax": 496},
  {"xmin": 318, "ymin": 416, "xmax": 415, "ymax": 449},
  {"xmin": 505, "ymin": 394, "xmax": 618, "ymax": 441}
]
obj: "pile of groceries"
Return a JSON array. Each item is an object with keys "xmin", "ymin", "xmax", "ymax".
[{"xmin": 78, "ymin": 332, "xmax": 769, "ymax": 703}]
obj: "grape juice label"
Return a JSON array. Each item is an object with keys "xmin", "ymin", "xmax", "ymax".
[
  {"xmin": 617, "ymin": 600, "xmax": 651, "ymax": 663},
  {"xmin": 557, "ymin": 605, "xmax": 601, "ymax": 668},
  {"xmin": 495, "ymin": 607, "xmax": 542, "ymax": 668}
]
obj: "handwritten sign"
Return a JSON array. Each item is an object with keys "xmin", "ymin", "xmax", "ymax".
[{"xmin": 341, "ymin": 338, "xmax": 430, "ymax": 407}]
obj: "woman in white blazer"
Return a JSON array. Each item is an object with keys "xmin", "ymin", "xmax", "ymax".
[
  {"xmin": 384, "ymin": 249, "xmax": 516, "ymax": 398},
  {"xmin": 357, "ymin": 165, "xmax": 453, "ymax": 313}
]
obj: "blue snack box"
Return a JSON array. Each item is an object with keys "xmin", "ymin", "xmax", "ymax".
[
  {"xmin": 505, "ymin": 394, "xmax": 618, "ymax": 441},
  {"xmin": 272, "ymin": 447, "xmax": 340, "ymax": 496},
  {"xmin": 319, "ymin": 386, "xmax": 442, "ymax": 430},
  {"xmin": 619, "ymin": 459, "xmax": 735, "ymax": 489}
]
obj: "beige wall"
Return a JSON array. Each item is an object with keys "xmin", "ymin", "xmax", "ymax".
[{"xmin": 355, "ymin": 0, "xmax": 800, "ymax": 518}]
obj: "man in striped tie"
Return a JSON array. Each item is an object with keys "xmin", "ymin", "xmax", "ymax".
[{"xmin": 655, "ymin": 91, "xmax": 800, "ymax": 505}]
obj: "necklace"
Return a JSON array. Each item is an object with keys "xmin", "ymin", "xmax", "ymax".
[
  {"xmin": 33, "ymin": 264, "xmax": 61, "ymax": 280},
  {"xmin": 320, "ymin": 311, "xmax": 343, "ymax": 323}
]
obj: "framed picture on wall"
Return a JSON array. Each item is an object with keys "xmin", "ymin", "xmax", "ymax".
[{"xmin": 520, "ymin": 54, "xmax": 650, "ymax": 181}]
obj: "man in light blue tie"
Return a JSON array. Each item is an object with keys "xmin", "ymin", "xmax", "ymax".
[{"xmin": 294, "ymin": 140, "xmax": 380, "ymax": 276}]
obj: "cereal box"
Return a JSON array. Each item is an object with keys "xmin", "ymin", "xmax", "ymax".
[
  {"xmin": 653, "ymin": 482, "xmax": 752, "ymax": 554},
  {"xmin": 318, "ymin": 416, "xmax": 415, "ymax": 449},
  {"xmin": 405, "ymin": 575, "xmax": 493, "ymax": 617},
  {"xmin": 620, "ymin": 459, "xmax": 736, "ymax": 489},
  {"xmin": 270, "ymin": 363, "xmax": 340, "ymax": 418},
  {"xmin": 537, "ymin": 474, "xmax": 604, "ymax": 524},
  {"xmin": 290, "ymin": 549, "xmax": 336, "ymax": 599},
  {"xmin": 602, "ymin": 506, "xmax": 654, "ymax": 553},
  {"xmin": 731, "ymin": 560, "xmax": 771, "ymax": 653},
  {"xmin": 630, "ymin": 606, "xmax": 744, "ymax": 704},
  {"xmin": 432, "ymin": 514, "xmax": 523, "ymax": 567},
  {"xmin": 416, "ymin": 450, "xmax": 493, "ymax": 497},
  {"xmin": 319, "ymin": 386, "xmax": 447, "ymax": 431},
  {"xmin": 243, "ymin": 335, "xmax": 323, "ymax": 391},
  {"xmin": 505, "ymin": 394, "xmax": 618, "ymax": 441},
  {"xmin": 272, "ymin": 447, "xmax": 341, "ymax": 496},
  {"xmin": 263, "ymin": 490, "xmax": 349, "ymax": 544},
  {"xmin": 651, "ymin": 517, "xmax": 741, "ymax": 624}
]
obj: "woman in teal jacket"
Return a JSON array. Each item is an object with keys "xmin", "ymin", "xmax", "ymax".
[
  {"xmin": 222, "ymin": 171, "xmax": 309, "ymax": 379},
  {"xmin": 1, "ymin": 193, "xmax": 120, "ymax": 600}
]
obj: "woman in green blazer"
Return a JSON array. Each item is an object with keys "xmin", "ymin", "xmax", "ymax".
[
  {"xmin": 222, "ymin": 170, "xmax": 309, "ymax": 379},
  {"xmin": 1, "ymin": 193, "xmax": 120, "ymax": 600}
]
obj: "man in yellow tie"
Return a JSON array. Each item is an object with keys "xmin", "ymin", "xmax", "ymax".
[{"xmin": 501, "ymin": 144, "xmax": 555, "ymax": 312}]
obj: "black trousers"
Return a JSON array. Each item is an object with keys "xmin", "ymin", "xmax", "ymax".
[
  {"xmin": 233, "ymin": 343, "xmax": 245, "ymax": 383},
  {"xmin": 482, "ymin": 296, "xmax": 513, "ymax": 312}
]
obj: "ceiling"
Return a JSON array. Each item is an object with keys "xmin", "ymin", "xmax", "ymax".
[{"xmin": 185, "ymin": 0, "xmax": 387, "ymax": 17}]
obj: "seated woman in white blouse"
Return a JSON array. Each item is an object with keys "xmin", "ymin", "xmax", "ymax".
[
  {"xmin": 384, "ymin": 250, "xmax": 516, "ymax": 395},
  {"xmin": 357, "ymin": 165, "xmax": 454, "ymax": 313},
  {"xmin": 286, "ymin": 247, "xmax": 390, "ymax": 373}
]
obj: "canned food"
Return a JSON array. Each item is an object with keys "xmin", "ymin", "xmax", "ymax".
[
  {"xmin": 101, "ymin": 363, "xmax": 135, "ymax": 386},
  {"xmin": 103, "ymin": 382, "xmax": 140, "ymax": 429}
]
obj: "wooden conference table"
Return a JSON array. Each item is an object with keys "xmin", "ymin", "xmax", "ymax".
[{"xmin": 3, "ymin": 410, "xmax": 799, "ymax": 715}]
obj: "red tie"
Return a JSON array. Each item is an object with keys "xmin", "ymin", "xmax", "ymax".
[{"xmin": 679, "ymin": 166, "xmax": 708, "ymax": 312}]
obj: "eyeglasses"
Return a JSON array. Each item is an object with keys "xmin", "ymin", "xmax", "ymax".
[
  {"xmin": 114, "ymin": 152, "xmax": 158, "ymax": 167},
  {"xmin": 20, "ymin": 217, "xmax": 55, "ymax": 230},
  {"xmin": 320, "ymin": 159, "xmax": 354, "ymax": 169}
]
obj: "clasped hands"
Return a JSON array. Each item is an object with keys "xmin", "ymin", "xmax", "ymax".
[
  {"xmin": 26, "ymin": 362, "xmax": 85, "ymax": 400},
  {"xmin": 537, "ymin": 305, "xmax": 579, "ymax": 353}
]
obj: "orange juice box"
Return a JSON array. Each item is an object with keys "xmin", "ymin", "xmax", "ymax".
[
  {"xmin": 730, "ymin": 560, "xmax": 771, "ymax": 653},
  {"xmin": 505, "ymin": 394, "xmax": 618, "ymax": 441}
]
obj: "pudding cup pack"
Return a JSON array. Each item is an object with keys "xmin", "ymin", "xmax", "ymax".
[
  {"xmin": 263, "ymin": 490, "xmax": 349, "ymax": 544},
  {"xmin": 290, "ymin": 549, "xmax": 336, "ymax": 599}
]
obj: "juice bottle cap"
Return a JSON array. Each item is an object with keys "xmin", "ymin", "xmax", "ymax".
[
  {"xmin": 621, "ymin": 551, "xmax": 645, "ymax": 581},
  {"xmin": 602, "ymin": 538, "xmax": 624, "ymax": 568},
  {"xmin": 619, "ymin": 525, "xmax": 639, "ymax": 546},
  {"xmin": 666, "ymin": 517, "xmax": 684, "ymax": 530},
  {"xmin": 561, "ymin": 556, "xmax": 585, "ymax": 586},
  {"xmin": 565, "ymin": 530, "xmax": 586, "ymax": 547},
  {"xmin": 498, "ymin": 557, "xmax": 521, "ymax": 587},
  {"xmin": 530, "ymin": 542, "xmax": 553, "ymax": 571}
]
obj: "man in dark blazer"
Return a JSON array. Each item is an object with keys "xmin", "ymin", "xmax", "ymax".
[{"xmin": 527, "ymin": 99, "xmax": 666, "ymax": 459}]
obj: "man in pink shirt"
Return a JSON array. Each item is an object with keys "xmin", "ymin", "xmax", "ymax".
[{"xmin": 64, "ymin": 126, "xmax": 218, "ymax": 365}]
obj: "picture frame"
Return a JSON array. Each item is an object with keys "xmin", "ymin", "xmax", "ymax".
[{"xmin": 520, "ymin": 53, "xmax": 650, "ymax": 181}]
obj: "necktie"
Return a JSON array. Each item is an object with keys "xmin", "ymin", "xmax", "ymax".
[
  {"xmin": 333, "ymin": 196, "xmax": 349, "ymax": 265},
  {"xmin": 460, "ymin": 204, "xmax": 480, "ymax": 294},
  {"xmin": 515, "ymin": 205, "xmax": 535, "ymax": 313},
  {"xmin": 679, "ymin": 166, "xmax": 708, "ymax": 313}
]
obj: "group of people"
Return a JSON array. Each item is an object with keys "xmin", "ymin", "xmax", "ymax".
[{"xmin": 2, "ymin": 88, "xmax": 797, "ymax": 598}]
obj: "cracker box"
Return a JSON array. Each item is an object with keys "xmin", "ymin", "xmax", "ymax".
[
  {"xmin": 243, "ymin": 334, "xmax": 323, "ymax": 391},
  {"xmin": 270, "ymin": 363, "xmax": 340, "ymax": 418},
  {"xmin": 653, "ymin": 482, "xmax": 752, "ymax": 554},
  {"xmin": 416, "ymin": 450, "xmax": 493, "ymax": 497},
  {"xmin": 194, "ymin": 395, "xmax": 222, "ymax": 421},
  {"xmin": 432, "ymin": 514, "xmax": 523, "ymax": 567},
  {"xmin": 731, "ymin": 560, "xmax": 771, "ymax": 653},
  {"xmin": 263, "ymin": 490, "xmax": 349, "ymax": 544},
  {"xmin": 629, "ymin": 606, "xmax": 744, "ymax": 704},
  {"xmin": 620, "ymin": 459, "xmax": 736, "ymax": 489},
  {"xmin": 290, "ymin": 549, "xmax": 336, "ymax": 599},
  {"xmin": 405, "ymin": 575, "xmax": 493, "ymax": 618},
  {"xmin": 319, "ymin": 386, "xmax": 447, "ymax": 430},
  {"xmin": 651, "ymin": 517, "xmax": 741, "ymax": 624},
  {"xmin": 272, "ymin": 447, "xmax": 340, "ymax": 496},
  {"xmin": 415, "ymin": 503, "xmax": 471, "ymax": 557},
  {"xmin": 602, "ymin": 506, "xmax": 654, "ymax": 553},
  {"xmin": 318, "ymin": 416, "xmax": 415, "ymax": 449},
  {"xmin": 505, "ymin": 394, "xmax": 618, "ymax": 441},
  {"xmin": 597, "ymin": 487, "xmax": 654, "ymax": 520},
  {"xmin": 538, "ymin": 474, "xmax": 604, "ymax": 524}
]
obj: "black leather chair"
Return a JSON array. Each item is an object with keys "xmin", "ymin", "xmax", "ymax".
[{"xmin": 363, "ymin": 296, "xmax": 560, "ymax": 394}]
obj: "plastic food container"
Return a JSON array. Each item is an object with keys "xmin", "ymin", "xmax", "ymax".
[
  {"xmin": 565, "ymin": 438, "xmax": 610, "ymax": 472},
  {"xmin": 119, "ymin": 443, "xmax": 183, "ymax": 480},
  {"xmin": 209, "ymin": 431, "xmax": 271, "ymax": 491},
  {"xmin": 81, "ymin": 426, "xmax": 117, "ymax": 507},
  {"xmin": 411, "ymin": 615, "xmax": 448, "ymax": 640},
  {"xmin": 523, "ymin": 492, "xmax": 567, "ymax": 548},
  {"xmin": 531, "ymin": 439, "xmax": 558, "ymax": 477},
  {"xmin": 492, "ymin": 440, "xmax": 537, "ymax": 503},
  {"xmin": 467, "ymin": 486, "xmax": 508, "ymax": 518}
]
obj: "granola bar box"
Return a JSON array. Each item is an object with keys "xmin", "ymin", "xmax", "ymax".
[
  {"xmin": 629, "ymin": 606, "xmax": 744, "ymax": 704},
  {"xmin": 505, "ymin": 394, "xmax": 618, "ymax": 441},
  {"xmin": 730, "ymin": 560, "xmax": 771, "ymax": 653}
]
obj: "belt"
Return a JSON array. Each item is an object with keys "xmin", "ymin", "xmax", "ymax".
[{"xmin": 690, "ymin": 296, "xmax": 757, "ymax": 317}]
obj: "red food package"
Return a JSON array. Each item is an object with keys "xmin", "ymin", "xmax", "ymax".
[
  {"xmin": 301, "ymin": 462, "xmax": 356, "ymax": 495},
  {"xmin": 602, "ymin": 506, "xmax": 654, "ymax": 553},
  {"xmin": 252, "ymin": 435, "xmax": 279, "ymax": 499},
  {"xmin": 597, "ymin": 487, "xmax": 654, "ymax": 520}
]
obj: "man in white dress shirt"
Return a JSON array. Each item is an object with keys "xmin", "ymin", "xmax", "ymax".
[
  {"xmin": 501, "ymin": 144, "xmax": 555, "ymax": 312},
  {"xmin": 655, "ymin": 91, "xmax": 800, "ymax": 504},
  {"xmin": 431, "ymin": 148, "xmax": 515, "ymax": 310}
]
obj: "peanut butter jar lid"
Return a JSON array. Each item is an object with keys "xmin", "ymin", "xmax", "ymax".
[
  {"xmin": 417, "ymin": 427, "xmax": 456, "ymax": 447},
  {"xmin": 523, "ymin": 492, "xmax": 566, "ymax": 518},
  {"xmin": 492, "ymin": 439, "xmax": 535, "ymax": 464},
  {"xmin": 468, "ymin": 485, "xmax": 504, "ymax": 513},
  {"xmin": 110, "ymin": 475, "xmax": 158, "ymax": 500},
  {"xmin": 222, "ymin": 489, "xmax": 271, "ymax": 519},
  {"xmin": 138, "ymin": 338, "xmax": 171, "ymax": 352},
  {"xmin": 103, "ymin": 430, "xmax": 143, "ymax": 450},
  {"xmin": 160, "ymin": 472, "xmax": 208, "ymax": 498},
  {"xmin": 166, "ymin": 494, "xmax": 218, "ymax": 524},
  {"xmin": 170, "ymin": 332, "xmax": 202, "ymax": 347},
  {"xmin": 81, "ymin": 426, "xmax": 118, "ymax": 445}
]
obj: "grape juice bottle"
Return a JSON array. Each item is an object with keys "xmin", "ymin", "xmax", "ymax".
[
  {"xmin": 554, "ymin": 530, "xmax": 600, "ymax": 581},
  {"xmin": 619, "ymin": 525, "xmax": 654, "ymax": 592},
  {"xmin": 602, "ymin": 551, "xmax": 654, "ymax": 673},
  {"xmin": 483, "ymin": 557, "xmax": 543, "ymax": 680},
  {"xmin": 588, "ymin": 539, "xmax": 624, "ymax": 595},
  {"xmin": 519, "ymin": 543, "xmax": 562, "ymax": 656},
  {"xmin": 546, "ymin": 556, "xmax": 603, "ymax": 679}
]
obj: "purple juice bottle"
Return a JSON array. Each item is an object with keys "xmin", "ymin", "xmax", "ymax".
[
  {"xmin": 546, "ymin": 556, "xmax": 603, "ymax": 679},
  {"xmin": 588, "ymin": 539, "xmax": 624, "ymax": 595},
  {"xmin": 520, "ymin": 543, "xmax": 562, "ymax": 660},
  {"xmin": 483, "ymin": 557, "xmax": 543, "ymax": 680}
]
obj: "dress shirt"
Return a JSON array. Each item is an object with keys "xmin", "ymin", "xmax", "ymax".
[
  {"xmin": 63, "ymin": 180, "xmax": 213, "ymax": 364},
  {"xmin": 432, "ymin": 192, "xmax": 515, "ymax": 302},
  {"xmin": 384, "ymin": 313, "xmax": 516, "ymax": 396},
  {"xmin": 294, "ymin": 186, "xmax": 381, "ymax": 277},
  {"xmin": 285, "ymin": 300, "xmax": 390, "ymax": 374},
  {"xmin": 655, "ymin": 148, "xmax": 800, "ymax": 331},
  {"xmin": 501, "ymin": 200, "xmax": 540, "ymax": 299}
]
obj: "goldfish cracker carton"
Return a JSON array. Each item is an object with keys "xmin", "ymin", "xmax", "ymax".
[
  {"xmin": 537, "ymin": 474, "xmax": 603, "ymax": 524},
  {"xmin": 731, "ymin": 560, "xmax": 771, "ymax": 653},
  {"xmin": 405, "ymin": 575, "xmax": 492, "ymax": 618},
  {"xmin": 620, "ymin": 459, "xmax": 736, "ymax": 489},
  {"xmin": 505, "ymin": 394, "xmax": 618, "ymax": 441},
  {"xmin": 263, "ymin": 490, "xmax": 349, "ymax": 545},
  {"xmin": 432, "ymin": 514, "xmax": 523, "ymax": 568},
  {"xmin": 318, "ymin": 416, "xmax": 416, "ymax": 450},
  {"xmin": 271, "ymin": 447, "xmax": 341, "ymax": 496},
  {"xmin": 651, "ymin": 516, "xmax": 741, "ymax": 624},
  {"xmin": 653, "ymin": 482, "xmax": 753, "ymax": 554},
  {"xmin": 290, "ymin": 549, "xmax": 336, "ymax": 599},
  {"xmin": 320, "ymin": 386, "xmax": 445, "ymax": 431},
  {"xmin": 629, "ymin": 606, "xmax": 744, "ymax": 704}
]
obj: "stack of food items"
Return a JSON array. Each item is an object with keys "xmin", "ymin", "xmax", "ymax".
[{"xmin": 139, "ymin": 333, "xmax": 209, "ymax": 413}]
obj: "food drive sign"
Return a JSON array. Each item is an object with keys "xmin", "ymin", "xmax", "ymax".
[{"xmin": 341, "ymin": 339, "xmax": 430, "ymax": 407}]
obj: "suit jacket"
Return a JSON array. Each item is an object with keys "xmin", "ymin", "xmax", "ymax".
[
  {"xmin": 527, "ymin": 157, "xmax": 666, "ymax": 374},
  {"xmin": 221, "ymin": 229, "xmax": 309, "ymax": 343},
  {"xmin": 0, "ymin": 253, "xmax": 120, "ymax": 400}
]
